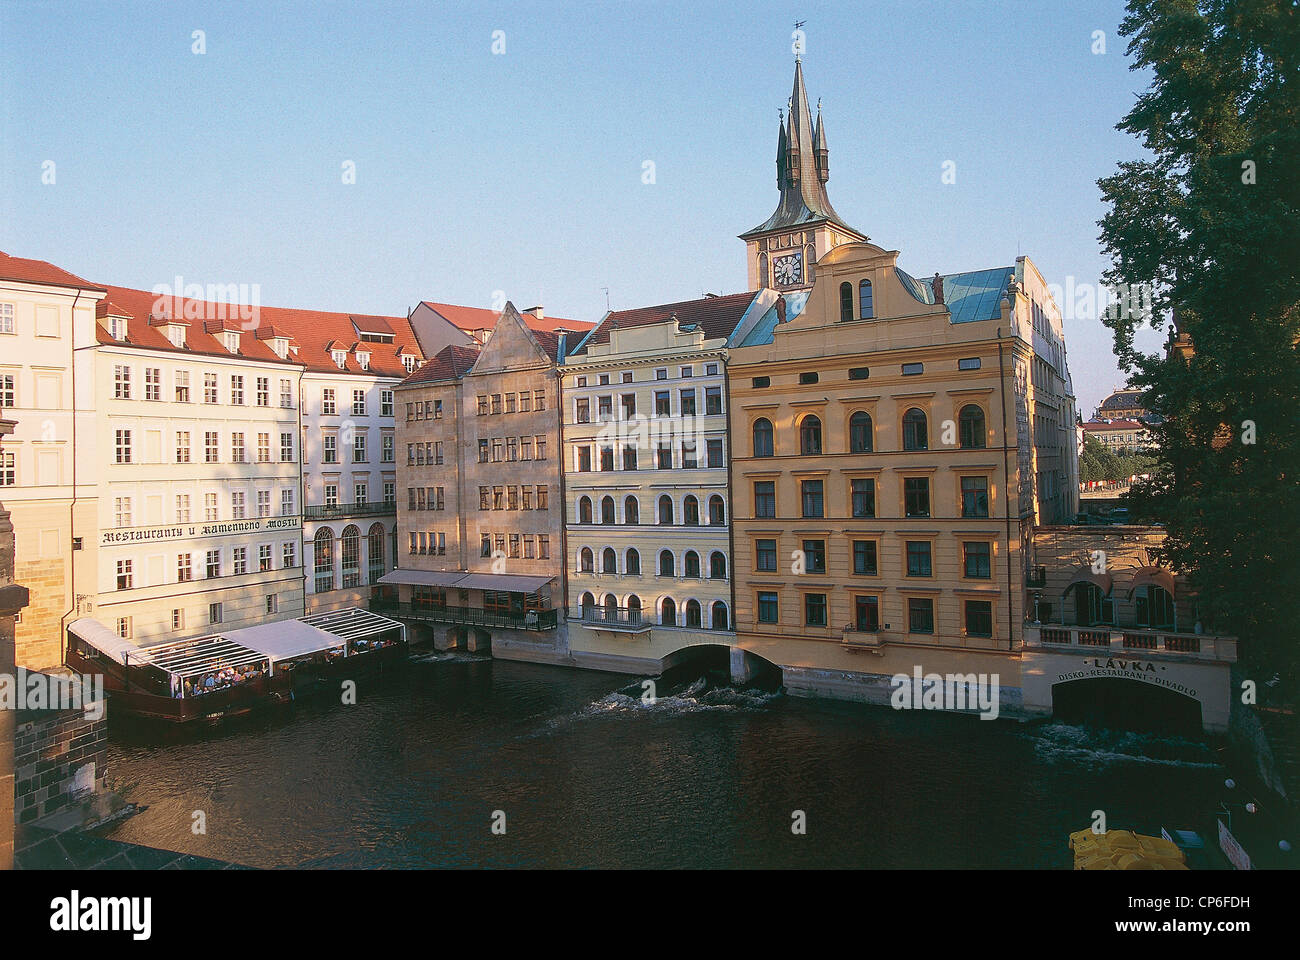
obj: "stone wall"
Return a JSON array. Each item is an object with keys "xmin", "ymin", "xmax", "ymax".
[{"xmin": 12, "ymin": 700, "xmax": 107, "ymax": 826}]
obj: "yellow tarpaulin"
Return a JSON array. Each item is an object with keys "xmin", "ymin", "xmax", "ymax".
[{"xmin": 1069, "ymin": 828, "xmax": 1189, "ymax": 870}]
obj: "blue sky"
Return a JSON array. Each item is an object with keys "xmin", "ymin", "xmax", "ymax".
[{"xmin": 1, "ymin": 0, "xmax": 1159, "ymax": 416}]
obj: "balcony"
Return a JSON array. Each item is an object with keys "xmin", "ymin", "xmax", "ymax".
[
  {"xmin": 305, "ymin": 501, "xmax": 397, "ymax": 520},
  {"xmin": 1025, "ymin": 623, "xmax": 1237, "ymax": 663},
  {"xmin": 841, "ymin": 625, "xmax": 886, "ymax": 653},
  {"xmin": 369, "ymin": 599, "xmax": 557, "ymax": 631},
  {"xmin": 573, "ymin": 605, "xmax": 652, "ymax": 633}
]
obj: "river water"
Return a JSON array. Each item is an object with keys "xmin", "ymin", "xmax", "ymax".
[{"xmin": 100, "ymin": 655, "xmax": 1227, "ymax": 868}]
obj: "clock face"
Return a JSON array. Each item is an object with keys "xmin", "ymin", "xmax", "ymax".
[{"xmin": 773, "ymin": 252, "xmax": 803, "ymax": 286}]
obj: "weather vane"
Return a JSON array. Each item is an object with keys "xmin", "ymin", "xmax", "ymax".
[{"xmin": 793, "ymin": 19, "xmax": 807, "ymax": 62}]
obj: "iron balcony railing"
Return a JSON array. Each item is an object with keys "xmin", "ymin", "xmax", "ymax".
[
  {"xmin": 573, "ymin": 605, "xmax": 652, "ymax": 632},
  {"xmin": 369, "ymin": 599, "xmax": 557, "ymax": 631},
  {"xmin": 304, "ymin": 501, "xmax": 397, "ymax": 520}
]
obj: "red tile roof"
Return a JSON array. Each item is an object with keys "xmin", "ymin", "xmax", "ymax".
[
  {"xmin": 95, "ymin": 284, "xmax": 425, "ymax": 377},
  {"xmin": 575, "ymin": 291, "xmax": 761, "ymax": 351},
  {"xmin": 419, "ymin": 300, "xmax": 592, "ymax": 337},
  {"xmin": 0, "ymin": 251, "xmax": 105, "ymax": 292},
  {"xmin": 400, "ymin": 344, "xmax": 481, "ymax": 386}
]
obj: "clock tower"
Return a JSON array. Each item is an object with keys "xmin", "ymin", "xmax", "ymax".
[{"xmin": 740, "ymin": 59, "xmax": 866, "ymax": 292}]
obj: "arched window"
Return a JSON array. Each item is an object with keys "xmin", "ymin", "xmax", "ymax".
[
  {"xmin": 839, "ymin": 282, "xmax": 853, "ymax": 322},
  {"xmin": 800, "ymin": 415, "xmax": 822, "ymax": 455},
  {"xmin": 367, "ymin": 522, "xmax": 386, "ymax": 583},
  {"xmin": 1136, "ymin": 585, "xmax": 1175, "ymax": 629},
  {"xmin": 340, "ymin": 525, "xmax": 361, "ymax": 587},
  {"xmin": 604, "ymin": 594, "xmax": 618, "ymax": 617},
  {"xmin": 578, "ymin": 496, "xmax": 593, "ymax": 524},
  {"xmin": 859, "ymin": 279, "xmax": 874, "ymax": 319},
  {"xmin": 684, "ymin": 496, "xmax": 700, "ymax": 526},
  {"xmin": 708, "ymin": 495, "xmax": 725, "ymax": 524},
  {"xmin": 711, "ymin": 601, "xmax": 729, "ymax": 630},
  {"xmin": 600, "ymin": 496, "xmax": 615, "ymax": 524},
  {"xmin": 849, "ymin": 411, "xmax": 873, "ymax": 453},
  {"xmin": 658, "ymin": 495, "xmax": 674, "ymax": 525},
  {"xmin": 959, "ymin": 404, "xmax": 986, "ymax": 449},
  {"xmin": 684, "ymin": 551, "xmax": 701, "ymax": 578},
  {"xmin": 627, "ymin": 595, "xmax": 642, "ymax": 622},
  {"xmin": 710, "ymin": 551, "xmax": 727, "ymax": 579},
  {"xmin": 753, "ymin": 418, "xmax": 774, "ymax": 457},
  {"xmin": 313, "ymin": 528, "xmax": 334, "ymax": 594},
  {"xmin": 580, "ymin": 591, "xmax": 595, "ymax": 615},
  {"xmin": 624, "ymin": 496, "xmax": 640, "ymax": 525},
  {"xmin": 903, "ymin": 408, "xmax": 928, "ymax": 451},
  {"xmin": 658, "ymin": 550, "xmax": 675, "ymax": 577},
  {"xmin": 626, "ymin": 548, "xmax": 641, "ymax": 575},
  {"xmin": 685, "ymin": 599, "xmax": 702, "ymax": 627},
  {"xmin": 579, "ymin": 547, "xmax": 594, "ymax": 573},
  {"xmin": 602, "ymin": 547, "xmax": 617, "ymax": 574},
  {"xmin": 661, "ymin": 597, "xmax": 677, "ymax": 625}
]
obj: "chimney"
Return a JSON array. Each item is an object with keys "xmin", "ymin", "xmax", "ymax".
[
  {"xmin": 932, "ymin": 273, "xmax": 945, "ymax": 304},
  {"xmin": 525, "ymin": 305, "xmax": 544, "ymax": 321}
]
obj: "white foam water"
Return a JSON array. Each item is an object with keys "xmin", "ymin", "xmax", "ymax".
[{"xmin": 1026, "ymin": 722, "xmax": 1220, "ymax": 770}]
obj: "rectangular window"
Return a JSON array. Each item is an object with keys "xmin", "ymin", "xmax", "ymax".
[
  {"xmin": 231, "ymin": 491, "xmax": 246, "ymax": 519},
  {"xmin": 756, "ymin": 539, "xmax": 778, "ymax": 572},
  {"xmin": 230, "ymin": 375, "xmax": 244, "ymax": 405},
  {"xmin": 477, "ymin": 395, "xmax": 488, "ymax": 416},
  {"xmin": 855, "ymin": 595, "xmax": 880, "ymax": 632},
  {"xmin": 963, "ymin": 541, "xmax": 992, "ymax": 579},
  {"xmin": 620, "ymin": 393, "xmax": 636, "ymax": 418},
  {"xmin": 114, "ymin": 365, "xmax": 131, "ymax": 399},
  {"xmin": 204, "ymin": 493, "xmax": 218, "ymax": 522},
  {"xmin": 381, "ymin": 390, "xmax": 394, "ymax": 416},
  {"xmin": 491, "ymin": 394, "xmax": 502, "ymax": 415},
  {"xmin": 259, "ymin": 543, "xmax": 272, "ymax": 572},
  {"xmin": 322, "ymin": 388, "xmax": 335, "ymax": 416},
  {"xmin": 902, "ymin": 362, "xmax": 924, "ymax": 376},
  {"xmin": 113, "ymin": 496, "xmax": 132, "ymax": 527},
  {"xmin": 0, "ymin": 303, "xmax": 12, "ymax": 334},
  {"xmin": 204, "ymin": 372, "xmax": 219, "ymax": 404},
  {"xmin": 145, "ymin": 367, "xmax": 161, "ymax": 400},
  {"xmin": 906, "ymin": 541, "xmax": 932, "ymax": 577},
  {"xmin": 752, "ymin": 376, "xmax": 770, "ymax": 388},
  {"xmin": 707, "ymin": 382, "xmax": 728, "ymax": 413},
  {"xmin": 622, "ymin": 445, "xmax": 637, "ymax": 471},
  {"xmin": 281, "ymin": 488, "xmax": 295, "ymax": 516},
  {"xmin": 799, "ymin": 372, "xmax": 818, "ymax": 385},
  {"xmin": 801, "ymin": 479, "xmax": 824, "ymax": 518},
  {"xmin": 958, "ymin": 357, "xmax": 982, "ymax": 371},
  {"xmin": 599, "ymin": 446, "xmax": 613, "ymax": 471},
  {"xmin": 656, "ymin": 443, "xmax": 672, "ymax": 470},
  {"xmin": 0, "ymin": 451, "xmax": 13, "ymax": 486},
  {"xmin": 680, "ymin": 389, "xmax": 696, "ymax": 416},
  {"xmin": 325, "ymin": 485, "xmax": 338, "ymax": 508},
  {"xmin": 492, "ymin": 438, "xmax": 503, "ymax": 462},
  {"xmin": 116, "ymin": 559, "xmax": 133, "ymax": 590},
  {"xmin": 352, "ymin": 389, "xmax": 367, "ymax": 416},
  {"xmin": 283, "ymin": 541, "xmax": 296, "ymax": 568},
  {"xmin": 848, "ymin": 366, "xmax": 869, "ymax": 380},
  {"xmin": 961, "ymin": 476, "xmax": 990, "ymax": 518},
  {"xmin": 707, "ymin": 438, "xmax": 724, "ymax": 468},
  {"xmin": 209, "ymin": 602, "xmax": 223, "ymax": 624},
  {"xmin": 904, "ymin": 477, "xmax": 930, "ymax": 518},
  {"xmin": 852, "ymin": 540, "xmax": 878, "ymax": 576},
  {"xmin": 537, "ymin": 486, "xmax": 548, "ymax": 510},
  {"xmin": 654, "ymin": 390, "xmax": 670, "ymax": 416},
  {"xmin": 681, "ymin": 440, "xmax": 697, "ymax": 469},
  {"xmin": 965, "ymin": 600, "xmax": 993, "ymax": 637},
  {"xmin": 851, "ymin": 478, "xmax": 875, "ymax": 518},
  {"xmin": 804, "ymin": 593, "xmax": 827, "ymax": 627},
  {"xmin": 757, "ymin": 591, "xmax": 779, "ymax": 623},
  {"xmin": 908, "ymin": 597, "xmax": 935, "ymax": 634},
  {"xmin": 176, "ymin": 431, "xmax": 191, "ymax": 463},
  {"xmin": 577, "ymin": 446, "xmax": 592, "ymax": 472},
  {"xmin": 280, "ymin": 379, "xmax": 293, "ymax": 408},
  {"xmin": 802, "ymin": 539, "xmax": 826, "ymax": 574},
  {"xmin": 0, "ymin": 374, "xmax": 15, "ymax": 408},
  {"xmin": 258, "ymin": 433, "xmax": 271, "ymax": 463},
  {"xmin": 323, "ymin": 434, "xmax": 337, "ymax": 464},
  {"xmin": 535, "ymin": 436, "xmax": 546, "ymax": 459},
  {"xmin": 538, "ymin": 535, "xmax": 550, "ymax": 559},
  {"xmin": 353, "ymin": 433, "xmax": 367, "ymax": 463},
  {"xmin": 205, "ymin": 431, "xmax": 219, "ymax": 463},
  {"xmin": 233, "ymin": 547, "xmax": 248, "ymax": 575},
  {"xmin": 754, "ymin": 481, "xmax": 776, "ymax": 518},
  {"xmin": 175, "ymin": 494, "xmax": 191, "ymax": 523},
  {"xmin": 256, "ymin": 377, "xmax": 269, "ymax": 406},
  {"xmin": 172, "ymin": 609, "xmax": 184, "ymax": 630},
  {"xmin": 115, "ymin": 429, "xmax": 132, "ymax": 463},
  {"xmin": 281, "ymin": 432, "xmax": 294, "ymax": 462},
  {"xmin": 597, "ymin": 395, "xmax": 612, "ymax": 420},
  {"xmin": 206, "ymin": 549, "xmax": 221, "ymax": 579},
  {"xmin": 230, "ymin": 432, "xmax": 245, "ymax": 463}
]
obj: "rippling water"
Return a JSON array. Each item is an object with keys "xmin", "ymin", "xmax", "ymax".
[{"xmin": 100, "ymin": 658, "xmax": 1226, "ymax": 868}]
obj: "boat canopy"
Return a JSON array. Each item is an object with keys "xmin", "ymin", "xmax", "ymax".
[{"xmin": 68, "ymin": 607, "xmax": 405, "ymax": 678}]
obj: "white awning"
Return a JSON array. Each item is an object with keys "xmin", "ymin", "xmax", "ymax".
[
  {"xmin": 454, "ymin": 573, "xmax": 555, "ymax": 593},
  {"xmin": 300, "ymin": 608, "xmax": 405, "ymax": 642},
  {"xmin": 68, "ymin": 617, "xmax": 143, "ymax": 666},
  {"xmin": 221, "ymin": 619, "xmax": 347, "ymax": 662},
  {"xmin": 377, "ymin": 569, "xmax": 469, "ymax": 587}
]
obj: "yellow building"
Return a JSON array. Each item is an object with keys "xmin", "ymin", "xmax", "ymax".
[{"xmin": 726, "ymin": 62, "xmax": 1078, "ymax": 708}]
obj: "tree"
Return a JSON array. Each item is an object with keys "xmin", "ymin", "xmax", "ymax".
[{"xmin": 1097, "ymin": 0, "xmax": 1300, "ymax": 679}]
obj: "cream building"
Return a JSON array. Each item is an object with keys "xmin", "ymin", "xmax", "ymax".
[
  {"xmin": 0, "ymin": 252, "xmax": 104, "ymax": 669},
  {"xmin": 92, "ymin": 286, "xmax": 306, "ymax": 643},
  {"xmin": 560, "ymin": 290, "xmax": 777, "ymax": 671}
]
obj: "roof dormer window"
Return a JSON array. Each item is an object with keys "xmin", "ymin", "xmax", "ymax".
[
  {"xmin": 332, "ymin": 349, "xmax": 347, "ymax": 369},
  {"xmin": 166, "ymin": 325, "xmax": 186, "ymax": 349},
  {"xmin": 271, "ymin": 337, "xmax": 288, "ymax": 359},
  {"xmin": 356, "ymin": 351, "xmax": 370, "ymax": 371},
  {"xmin": 223, "ymin": 331, "xmax": 240, "ymax": 354},
  {"xmin": 110, "ymin": 317, "xmax": 127, "ymax": 341},
  {"xmin": 402, "ymin": 354, "xmax": 416, "ymax": 373}
]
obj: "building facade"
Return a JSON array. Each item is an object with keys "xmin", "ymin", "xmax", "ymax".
[
  {"xmin": 560, "ymin": 290, "xmax": 777, "ymax": 670},
  {"xmin": 384, "ymin": 304, "xmax": 572, "ymax": 658}
]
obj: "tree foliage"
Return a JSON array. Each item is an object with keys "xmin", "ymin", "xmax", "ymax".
[
  {"xmin": 1079, "ymin": 436, "xmax": 1158, "ymax": 483},
  {"xmin": 1097, "ymin": 0, "xmax": 1300, "ymax": 677}
]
